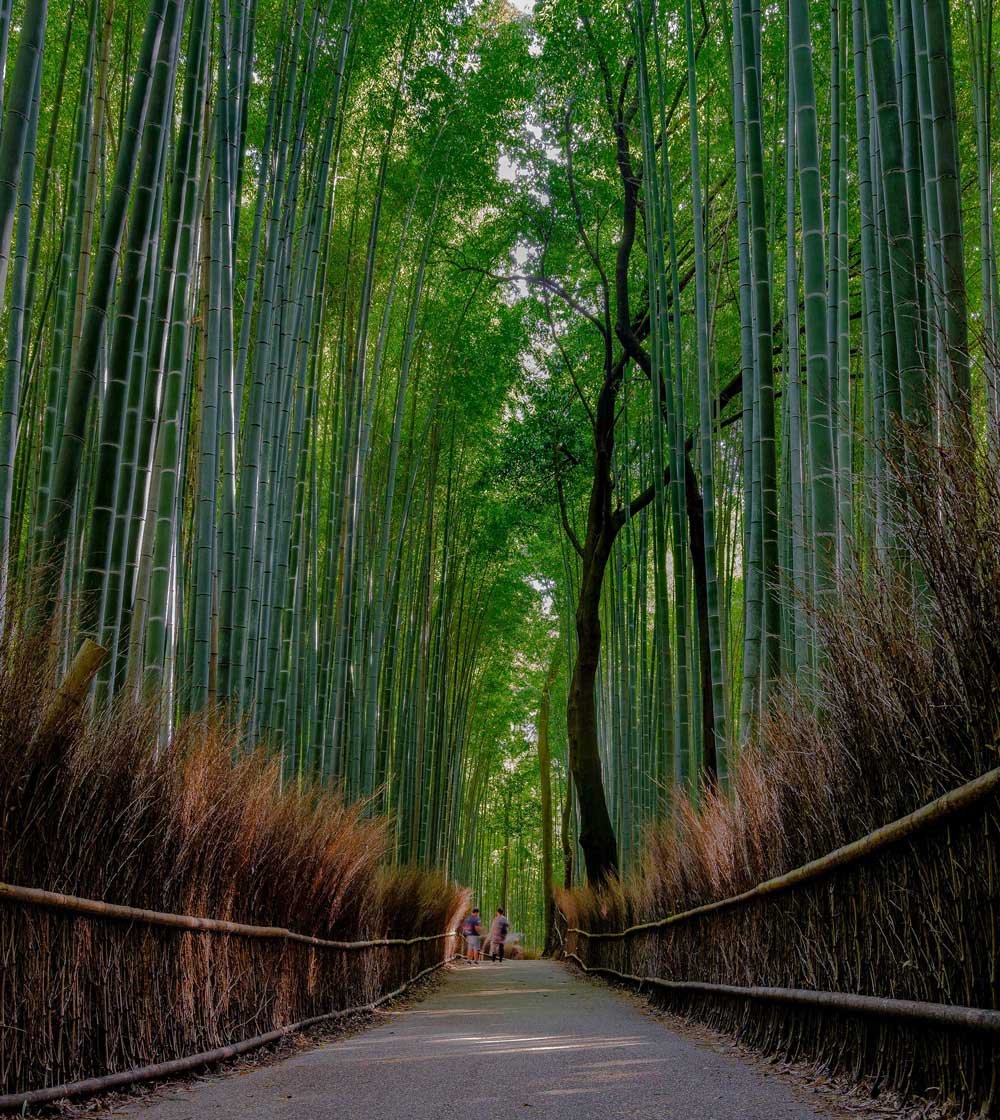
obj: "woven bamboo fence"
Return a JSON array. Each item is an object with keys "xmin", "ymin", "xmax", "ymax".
[
  {"xmin": 0, "ymin": 883, "xmax": 460, "ymax": 1110},
  {"xmin": 561, "ymin": 767, "xmax": 1000, "ymax": 1117}
]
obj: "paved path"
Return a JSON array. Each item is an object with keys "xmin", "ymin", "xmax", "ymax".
[{"xmin": 117, "ymin": 960, "xmax": 824, "ymax": 1119}]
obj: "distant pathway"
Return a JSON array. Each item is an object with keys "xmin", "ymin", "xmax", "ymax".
[{"xmin": 118, "ymin": 960, "xmax": 824, "ymax": 1119}]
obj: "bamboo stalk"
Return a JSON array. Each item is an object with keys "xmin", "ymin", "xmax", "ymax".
[{"xmin": 31, "ymin": 638, "xmax": 107, "ymax": 741}]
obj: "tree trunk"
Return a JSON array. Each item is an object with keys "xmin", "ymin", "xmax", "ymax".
[{"xmin": 567, "ymin": 516, "xmax": 619, "ymax": 883}]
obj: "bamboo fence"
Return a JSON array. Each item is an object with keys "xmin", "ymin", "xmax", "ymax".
[
  {"xmin": 0, "ymin": 883, "xmax": 460, "ymax": 1109},
  {"xmin": 562, "ymin": 765, "xmax": 1000, "ymax": 1115}
]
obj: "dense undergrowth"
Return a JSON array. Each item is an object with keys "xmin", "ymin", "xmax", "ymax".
[
  {"xmin": 563, "ymin": 444, "xmax": 1000, "ymax": 1116},
  {"xmin": 0, "ymin": 641, "xmax": 465, "ymax": 1096}
]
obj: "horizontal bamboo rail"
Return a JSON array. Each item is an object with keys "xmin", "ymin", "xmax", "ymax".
[
  {"xmin": 0, "ymin": 881, "xmax": 455, "ymax": 949},
  {"xmin": 0, "ymin": 954, "xmax": 460, "ymax": 1112},
  {"xmin": 564, "ymin": 954, "xmax": 1000, "ymax": 1035},
  {"xmin": 569, "ymin": 764, "xmax": 1000, "ymax": 940}
]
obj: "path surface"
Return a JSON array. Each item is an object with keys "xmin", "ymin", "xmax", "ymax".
[{"xmin": 116, "ymin": 960, "xmax": 825, "ymax": 1119}]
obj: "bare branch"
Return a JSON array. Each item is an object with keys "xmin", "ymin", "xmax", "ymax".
[
  {"xmin": 540, "ymin": 288, "xmax": 597, "ymax": 427},
  {"xmin": 617, "ymin": 57, "xmax": 635, "ymax": 123},
  {"xmin": 612, "ymin": 464, "xmax": 672, "ymax": 530},
  {"xmin": 453, "ymin": 258, "xmax": 609, "ymax": 340},
  {"xmin": 555, "ymin": 456, "xmax": 585, "ymax": 557},
  {"xmin": 577, "ymin": 1, "xmax": 617, "ymax": 127},
  {"xmin": 563, "ymin": 102, "xmax": 610, "ymax": 316}
]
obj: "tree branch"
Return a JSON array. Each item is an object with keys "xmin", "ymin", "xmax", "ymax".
[
  {"xmin": 578, "ymin": 1, "xmax": 617, "ymax": 127},
  {"xmin": 555, "ymin": 456, "xmax": 585, "ymax": 557},
  {"xmin": 564, "ymin": 102, "xmax": 610, "ymax": 322},
  {"xmin": 540, "ymin": 286, "xmax": 597, "ymax": 427},
  {"xmin": 612, "ymin": 463, "xmax": 671, "ymax": 530},
  {"xmin": 456, "ymin": 262, "xmax": 609, "ymax": 341}
]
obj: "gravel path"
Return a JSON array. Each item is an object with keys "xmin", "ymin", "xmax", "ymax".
[{"xmin": 114, "ymin": 960, "xmax": 826, "ymax": 1119}]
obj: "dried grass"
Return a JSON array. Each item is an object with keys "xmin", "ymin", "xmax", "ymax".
[
  {"xmin": 564, "ymin": 443, "xmax": 1000, "ymax": 1118},
  {"xmin": 0, "ymin": 632, "xmax": 465, "ymax": 1096}
]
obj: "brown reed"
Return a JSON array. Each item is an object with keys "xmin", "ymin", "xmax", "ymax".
[
  {"xmin": 563, "ymin": 441, "xmax": 1000, "ymax": 1118},
  {"xmin": 0, "ymin": 630, "xmax": 465, "ymax": 1098}
]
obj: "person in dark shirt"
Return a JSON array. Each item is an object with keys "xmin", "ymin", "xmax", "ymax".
[
  {"xmin": 462, "ymin": 907, "xmax": 482, "ymax": 963},
  {"xmin": 489, "ymin": 908, "xmax": 509, "ymax": 962}
]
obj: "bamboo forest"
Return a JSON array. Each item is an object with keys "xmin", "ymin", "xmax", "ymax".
[{"xmin": 2, "ymin": 0, "xmax": 1000, "ymax": 1114}]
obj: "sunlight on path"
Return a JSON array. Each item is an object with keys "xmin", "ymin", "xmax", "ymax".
[{"xmin": 115, "ymin": 961, "xmax": 824, "ymax": 1119}]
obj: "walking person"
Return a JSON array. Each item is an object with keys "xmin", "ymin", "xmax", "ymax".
[
  {"xmin": 462, "ymin": 907, "xmax": 482, "ymax": 963},
  {"xmin": 489, "ymin": 908, "xmax": 510, "ymax": 962}
]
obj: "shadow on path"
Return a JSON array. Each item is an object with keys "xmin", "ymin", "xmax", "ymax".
[{"xmin": 117, "ymin": 960, "xmax": 823, "ymax": 1119}]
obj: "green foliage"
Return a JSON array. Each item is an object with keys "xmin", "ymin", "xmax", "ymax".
[{"xmin": 0, "ymin": 0, "xmax": 995, "ymax": 932}]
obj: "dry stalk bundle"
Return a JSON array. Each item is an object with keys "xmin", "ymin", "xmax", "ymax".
[
  {"xmin": 1, "ymin": 840, "xmax": 464, "ymax": 1105},
  {"xmin": 568, "ymin": 763, "xmax": 1000, "ymax": 939},
  {"xmin": 564, "ymin": 448, "xmax": 1000, "ymax": 1117},
  {"xmin": 564, "ymin": 954, "xmax": 1000, "ymax": 1034},
  {"xmin": 564, "ymin": 790, "xmax": 1000, "ymax": 1115},
  {"xmin": 0, "ymin": 895, "xmax": 459, "ymax": 1112},
  {"xmin": 0, "ymin": 631, "xmax": 468, "ymax": 1105},
  {"xmin": 0, "ymin": 951, "xmax": 459, "ymax": 1112}
]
